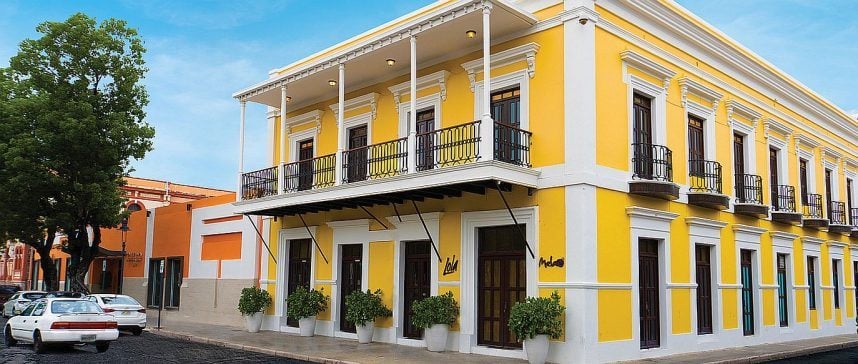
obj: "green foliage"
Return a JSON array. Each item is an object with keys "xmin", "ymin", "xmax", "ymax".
[
  {"xmin": 508, "ymin": 291, "xmax": 565, "ymax": 341},
  {"xmin": 344, "ymin": 289, "xmax": 392, "ymax": 325},
  {"xmin": 0, "ymin": 12, "xmax": 154, "ymax": 292},
  {"xmin": 286, "ymin": 286, "xmax": 328, "ymax": 320},
  {"xmin": 238, "ymin": 287, "xmax": 272, "ymax": 315},
  {"xmin": 411, "ymin": 292, "xmax": 459, "ymax": 329}
]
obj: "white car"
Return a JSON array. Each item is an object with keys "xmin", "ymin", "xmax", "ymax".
[
  {"xmin": 88, "ymin": 294, "xmax": 147, "ymax": 335},
  {"xmin": 3, "ymin": 298, "xmax": 119, "ymax": 353},
  {"xmin": 3, "ymin": 291, "xmax": 46, "ymax": 318}
]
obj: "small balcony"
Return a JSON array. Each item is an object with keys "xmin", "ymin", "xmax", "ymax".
[
  {"xmin": 850, "ymin": 208, "xmax": 858, "ymax": 238},
  {"xmin": 770, "ymin": 185, "xmax": 802, "ymax": 225},
  {"xmin": 802, "ymin": 193, "xmax": 828, "ymax": 229},
  {"xmin": 733, "ymin": 174, "xmax": 768, "ymax": 218},
  {"xmin": 827, "ymin": 201, "xmax": 851, "ymax": 234},
  {"xmin": 236, "ymin": 121, "xmax": 537, "ymax": 216},
  {"xmin": 628, "ymin": 143, "xmax": 680, "ymax": 201},
  {"xmin": 687, "ymin": 159, "xmax": 729, "ymax": 210}
]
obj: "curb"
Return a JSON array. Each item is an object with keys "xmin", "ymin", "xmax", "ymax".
[
  {"xmin": 715, "ymin": 339, "xmax": 858, "ymax": 364},
  {"xmin": 148, "ymin": 328, "xmax": 359, "ymax": 364}
]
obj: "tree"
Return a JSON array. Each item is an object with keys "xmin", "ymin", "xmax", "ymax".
[{"xmin": 0, "ymin": 13, "xmax": 154, "ymax": 292}]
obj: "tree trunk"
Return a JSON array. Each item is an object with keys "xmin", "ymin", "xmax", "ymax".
[
  {"xmin": 65, "ymin": 224, "xmax": 99, "ymax": 294},
  {"xmin": 38, "ymin": 229, "xmax": 58, "ymax": 291}
]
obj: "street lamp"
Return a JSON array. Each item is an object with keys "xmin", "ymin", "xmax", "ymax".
[{"xmin": 118, "ymin": 203, "xmax": 142, "ymax": 294}]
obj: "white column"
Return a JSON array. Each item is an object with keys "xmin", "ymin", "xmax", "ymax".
[
  {"xmin": 407, "ymin": 35, "xmax": 418, "ymax": 173},
  {"xmin": 334, "ymin": 63, "xmax": 346, "ymax": 186},
  {"xmin": 237, "ymin": 100, "xmax": 247, "ymax": 201},
  {"xmin": 478, "ymin": 3, "xmax": 494, "ymax": 161},
  {"xmin": 278, "ymin": 86, "xmax": 288, "ymax": 195}
]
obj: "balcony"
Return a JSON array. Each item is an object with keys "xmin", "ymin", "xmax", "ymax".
[
  {"xmin": 802, "ymin": 193, "xmax": 828, "ymax": 229},
  {"xmin": 236, "ymin": 121, "xmax": 537, "ymax": 216},
  {"xmin": 770, "ymin": 185, "xmax": 802, "ymax": 225},
  {"xmin": 851, "ymin": 208, "xmax": 858, "ymax": 238},
  {"xmin": 687, "ymin": 159, "xmax": 729, "ymax": 210},
  {"xmin": 827, "ymin": 201, "xmax": 851, "ymax": 234},
  {"xmin": 733, "ymin": 174, "xmax": 768, "ymax": 218},
  {"xmin": 628, "ymin": 143, "xmax": 680, "ymax": 201}
]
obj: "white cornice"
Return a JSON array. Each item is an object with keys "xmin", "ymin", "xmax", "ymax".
[
  {"xmin": 625, "ymin": 206, "xmax": 679, "ymax": 222},
  {"xmin": 802, "ymin": 236, "xmax": 825, "ymax": 246},
  {"xmin": 285, "ymin": 109, "xmax": 324, "ymax": 129},
  {"xmin": 329, "ymin": 92, "xmax": 379, "ymax": 121},
  {"xmin": 794, "ymin": 134, "xmax": 821, "ymax": 149},
  {"xmin": 764, "ymin": 118, "xmax": 793, "ymax": 139},
  {"xmin": 821, "ymin": 146, "xmax": 842, "ymax": 161},
  {"xmin": 732, "ymin": 224, "xmax": 766, "ymax": 236},
  {"xmin": 726, "ymin": 99, "xmax": 761, "ymax": 124},
  {"xmin": 769, "ymin": 231, "xmax": 798, "ymax": 241},
  {"xmin": 461, "ymin": 42, "xmax": 540, "ymax": 91},
  {"xmin": 388, "ymin": 70, "xmax": 450, "ymax": 112},
  {"xmin": 845, "ymin": 158, "xmax": 858, "ymax": 170},
  {"xmin": 620, "ymin": 50, "xmax": 676, "ymax": 90},
  {"xmin": 685, "ymin": 217, "xmax": 727, "ymax": 229},
  {"xmin": 828, "ymin": 240, "xmax": 849, "ymax": 248},
  {"xmin": 679, "ymin": 77, "xmax": 722, "ymax": 111}
]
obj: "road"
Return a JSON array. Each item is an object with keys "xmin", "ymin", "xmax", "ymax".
[
  {"xmin": 1, "ymin": 317, "xmax": 307, "ymax": 364},
  {"xmin": 768, "ymin": 346, "xmax": 858, "ymax": 363}
]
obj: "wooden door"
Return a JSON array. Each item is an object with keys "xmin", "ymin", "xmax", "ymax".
[
  {"xmin": 297, "ymin": 139, "xmax": 314, "ymax": 191},
  {"xmin": 403, "ymin": 240, "xmax": 431, "ymax": 339},
  {"xmin": 347, "ymin": 126, "xmax": 368, "ymax": 182},
  {"xmin": 695, "ymin": 245, "xmax": 713, "ymax": 335},
  {"xmin": 734, "ymin": 133, "xmax": 746, "ymax": 200},
  {"xmin": 147, "ymin": 259, "xmax": 164, "ymax": 307},
  {"xmin": 633, "ymin": 93, "xmax": 654, "ymax": 179},
  {"xmin": 800, "ymin": 159, "xmax": 809, "ymax": 205},
  {"xmin": 415, "ymin": 109, "xmax": 435, "ymax": 171},
  {"xmin": 741, "ymin": 250, "xmax": 754, "ymax": 336},
  {"xmin": 825, "ymin": 169, "xmax": 833, "ymax": 218},
  {"xmin": 477, "ymin": 225, "xmax": 526, "ymax": 349},
  {"xmin": 848, "ymin": 179, "xmax": 854, "ymax": 224},
  {"xmin": 808, "ymin": 257, "xmax": 817, "ymax": 310},
  {"xmin": 339, "ymin": 244, "xmax": 363, "ymax": 333},
  {"xmin": 491, "ymin": 88, "xmax": 522, "ymax": 165},
  {"xmin": 688, "ymin": 116, "xmax": 705, "ymax": 176},
  {"xmin": 777, "ymin": 254, "xmax": 789, "ymax": 327},
  {"xmin": 286, "ymin": 239, "xmax": 312, "ymax": 327},
  {"xmin": 770, "ymin": 148, "xmax": 780, "ymax": 209},
  {"xmin": 639, "ymin": 239, "xmax": 660, "ymax": 349}
]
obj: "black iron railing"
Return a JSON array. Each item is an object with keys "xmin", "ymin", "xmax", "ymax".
[
  {"xmin": 735, "ymin": 174, "xmax": 764, "ymax": 204},
  {"xmin": 688, "ymin": 160, "xmax": 723, "ymax": 194},
  {"xmin": 829, "ymin": 201, "xmax": 847, "ymax": 225},
  {"xmin": 415, "ymin": 120, "xmax": 481, "ymax": 170},
  {"xmin": 342, "ymin": 137, "xmax": 408, "ymax": 183},
  {"xmin": 803, "ymin": 193, "xmax": 824, "ymax": 219},
  {"xmin": 494, "ymin": 122, "xmax": 532, "ymax": 167},
  {"xmin": 632, "ymin": 143, "xmax": 674, "ymax": 182},
  {"xmin": 241, "ymin": 166, "xmax": 278, "ymax": 200},
  {"xmin": 850, "ymin": 208, "xmax": 858, "ymax": 227},
  {"xmin": 283, "ymin": 153, "xmax": 336, "ymax": 192},
  {"xmin": 771, "ymin": 185, "xmax": 797, "ymax": 213}
]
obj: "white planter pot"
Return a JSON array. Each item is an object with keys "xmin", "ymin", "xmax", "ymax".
[
  {"xmin": 424, "ymin": 324, "xmax": 449, "ymax": 352},
  {"xmin": 244, "ymin": 312, "xmax": 263, "ymax": 333},
  {"xmin": 524, "ymin": 334, "xmax": 550, "ymax": 364},
  {"xmin": 298, "ymin": 316, "xmax": 316, "ymax": 337},
  {"xmin": 356, "ymin": 320, "xmax": 375, "ymax": 344}
]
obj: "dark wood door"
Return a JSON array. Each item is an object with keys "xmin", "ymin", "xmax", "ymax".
[
  {"xmin": 853, "ymin": 262, "xmax": 857, "ymax": 317},
  {"xmin": 848, "ymin": 179, "xmax": 854, "ymax": 225},
  {"xmin": 833, "ymin": 260, "xmax": 840, "ymax": 309},
  {"xmin": 286, "ymin": 239, "xmax": 312, "ymax": 327},
  {"xmin": 639, "ymin": 239, "xmax": 660, "ymax": 349},
  {"xmin": 347, "ymin": 126, "xmax": 368, "ymax": 182},
  {"xmin": 297, "ymin": 139, "xmax": 314, "ymax": 191},
  {"xmin": 808, "ymin": 257, "xmax": 817, "ymax": 310},
  {"xmin": 695, "ymin": 245, "xmax": 712, "ymax": 335},
  {"xmin": 777, "ymin": 254, "xmax": 788, "ymax": 327},
  {"xmin": 825, "ymin": 169, "xmax": 833, "ymax": 218},
  {"xmin": 147, "ymin": 259, "xmax": 164, "ymax": 307},
  {"xmin": 403, "ymin": 241, "xmax": 431, "ymax": 339},
  {"xmin": 688, "ymin": 116, "xmax": 705, "ymax": 176},
  {"xmin": 339, "ymin": 244, "xmax": 363, "ymax": 333},
  {"xmin": 734, "ymin": 133, "xmax": 746, "ymax": 200},
  {"xmin": 415, "ymin": 109, "xmax": 435, "ymax": 171},
  {"xmin": 491, "ymin": 88, "xmax": 522, "ymax": 165},
  {"xmin": 633, "ymin": 93, "xmax": 653, "ymax": 179},
  {"xmin": 800, "ymin": 159, "xmax": 809, "ymax": 205},
  {"xmin": 770, "ymin": 148, "xmax": 779, "ymax": 209},
  {"xmin": 741, "ymin": 250, "xmax": 754, "ymax": 336},
  {"xmin": 477, "ymin": 225, "xmax": 526, "ymax": 349}
]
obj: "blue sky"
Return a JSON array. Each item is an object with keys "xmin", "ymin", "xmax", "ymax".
[{"xmin": 1, "ymin": 1, "xmax": 855, "ymax": 191}]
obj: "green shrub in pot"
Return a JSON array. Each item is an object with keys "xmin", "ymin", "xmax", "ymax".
[
  {"xmin": 286, "ymin": 286, "xmax": 328, "ymax": 320},
  {"xmin": 344, "ymin": 289, "xmax": 392, "ymax": 325},
  {"xmin": 411, "ymin": 291, "xmax": 459, "ymax": 329},
  {"xmin": 238, "ymin": 286, "xmax": 272, "ymax": 315},
  {"xmin": 508, "ymin": 291, "xmax": 565, "ymax": 341}
]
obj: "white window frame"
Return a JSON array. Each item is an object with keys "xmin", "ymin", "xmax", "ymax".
[
  {"xmin": 733, "ymin": 225, "xmax": 765, "ymax": 339},
  {"xmin": 767, "ymin": 135, "xmax": 789, "ymax": 188},
  {"xmin": 684, "ymin": 101, "xmax": 717, "ymax": 174},
  {"xmin": 803, "ymin": 237, "xmax": 823, "ymax": 318},
  {"xmin": 797, "ymin": 149, "xmax": 817, "ymax": 195},
  {"xmin": 685, "ymin": 217, "xmax": 727, "ymax": 340},
  {"xmin": 626, "ymin": 75, "xmax": 668, "ymax": 178},
  {"xmin": 343, "ymin": 112, "xmax": 373, "ymax": 148},
  {"xmin": 288, "ymin": 127, "xmax": 318, "ymax": 163},
  {"xmin": 730, "ymin": 121, "xmax": 757, "ymax": 176},
  {"xmin": 771, "ymin": 232, "xmax": 798, "ymax": 332},
  {"xmin": 397, "ymin": 93, "xmax": 442, "ymax": 138},
  {"xmin": 823, "ymin": 161, "xmax": 840, "ymax": 201},
  {"xmin": 473, "ymin": 69, "xmax": 530, "ymax": 131},
  {"xmin": 275, "ymin": 227, "xmax": 318, "ymax": 332}
]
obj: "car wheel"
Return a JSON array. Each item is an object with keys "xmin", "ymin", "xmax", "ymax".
[
  {"xmin": 131, "ymin": 327, "xmax": 143, "ymax": 336},
  {"xmin": 33, "ymin": 331, "xmax": 46, "ymax": 354},
  {"xmin": 95, "ymin": 341, "xmax": 110, "ymax": 353},
  {"xmin": 4, "ymin": 325, "xmax": 16, "ymax": 346}
]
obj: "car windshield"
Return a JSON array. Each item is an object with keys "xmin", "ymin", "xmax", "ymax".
[
  {"xmin": 22, "ymin": 293, "xmax": 46, "ymax": 300},
  {"xmin": 51, "ymin": 300, "xmax": 103, "ymax": 314},
  {"xmin": 101, "ymin": 296, "xmax": 139, "ymax": 306}
]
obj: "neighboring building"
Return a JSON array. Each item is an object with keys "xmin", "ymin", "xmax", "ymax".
[
  {"xmin": 0, "ymin": 241, "xmax": 33, "ymax": 288},
  {"xmin": 232, "ymin": 1, "xmax": 857, "ymax": 363}
]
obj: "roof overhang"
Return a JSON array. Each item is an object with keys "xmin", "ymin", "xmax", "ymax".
[{"xmin": 233, "ymin": 0, "xmax": 537, "ymax": 109}]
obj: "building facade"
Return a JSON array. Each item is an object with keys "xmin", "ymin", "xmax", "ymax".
[{"xmin": 232, "ymin": 0, "xmax": 857, "ymax": 362}]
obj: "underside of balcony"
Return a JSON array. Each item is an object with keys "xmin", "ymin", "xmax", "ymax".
[
  {"xmin": 233, "ymin": 160, "xmax": 538, "ymax": 216},
  {"xmin": 771, "ymin": 211, "xmax": 802, "ymax": 225}
]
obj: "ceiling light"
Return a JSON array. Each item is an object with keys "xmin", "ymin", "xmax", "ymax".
[
  {"xmin": 285, "ymin": 96, "xmax": 292, "ymax": 102},
  {"xmin": 386, "ymin": 59, "xmax": 396, "ymax": 66},
  {"xmin": 466, "ymin": 30, "xmax": 477, "ymax": 38},
  {"xmin": 328, "ymin": 80, "xmax": 337, "ymax": 87}
]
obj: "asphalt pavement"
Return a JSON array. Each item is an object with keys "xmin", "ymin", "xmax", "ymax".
[{"xmin": 1, "ymin": 317, "xmax": 308, "ymax": 364}]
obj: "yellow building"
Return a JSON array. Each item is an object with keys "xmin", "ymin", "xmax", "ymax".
[{"xmin": 232, "ymin": 1, "xmax": 858, "ymax": 362}]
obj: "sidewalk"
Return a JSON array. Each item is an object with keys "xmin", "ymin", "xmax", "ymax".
[
  {"xmin": 145, "ymin": 319, "xmax": 524, "ymax": 364},
  {"xmin": 621, "ymin": 334, "xmax": 858, "ymax": 364}
]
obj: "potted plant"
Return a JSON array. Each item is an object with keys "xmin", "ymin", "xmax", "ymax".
[
  {"xmin": 411, "ymin": 291, "xmax": 459, "ymax": 352},
  {"xmin": 238, "ymin": 286, "xmax": 272, "ymax": 333},
  {"xmin": 508, "ymin": 291, "xmax": 565, "ymax": 364},
  {"xmin": 344, "ymin": 289, "xmax": 392, "ymax": 343},
  {"xmin": 286, "ymin": 286, "xmax": 328, "ymax": 337}
]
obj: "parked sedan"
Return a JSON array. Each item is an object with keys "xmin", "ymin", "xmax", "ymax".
[
  {"xmin": 2, "ymin": 291, "xmax": 46, "ymax": 318},
  {"xmin": 44, "ymin": 291, "xmax": 87, "ymax": 299},
  {"xmin": 0, "ymin": 285, "xmax": 21, "ymax": 306},
  {"xmin": 3, "ymin": 298, "xmax": 119, "ymax": 353},
  {"xmin": 87, "ymin": 294, "xmax": 147, "ymax": 335}
]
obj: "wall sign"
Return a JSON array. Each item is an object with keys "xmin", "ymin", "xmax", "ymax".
[
  {"xmin": 443, "ymin": 255, "xmax": 459, "ymax": 276},
  {"xmin": 539, "ymin": 256, "xmax": 564, "ymax": 268}
]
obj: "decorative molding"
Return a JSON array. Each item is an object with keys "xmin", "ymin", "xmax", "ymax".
[
  {"xmin": 329, "ymin": 92, "xmax": 379, "ymax": 121},
  {"xmin": 285, "ymin": 109, "xmax": 324, "ymax": 131},
  {"xmin": 764, "ymin": 117, "xmax": 793, "ymax": 140},
  {"xmin": 821, "ymin": 146, "xmax": 842, "ymax": 162},
  {"xmin": 801, "ymin": 236, "xmax": 825, "ymax": 246},
  {"xmin": 845, "ymin": 158, "xmax": 858, "ymax": 170},
  {"xmin": 732, "ymin": 224, "xmax": 766, "ymax": 236},
  {"xmin": 388, "ymin": 70, "xmax": 450, "ymax": 112},
  {"xmin": 620, "ymin": 50, "xmax": 676, "ymax": 91},
  {"xmin": 461, "ymin": 42, "xmax": 540, "ymax": 91},
  {"xmin": 685, "ymin": 217, "xmax": 728, "ymax": 229},
  {"xmin": 769, "ymin": 231, "xmax": 798, "ymax": 240},
  {"xmin": 678, "ymin": 77, "xmax": 722, "ymax": 112},
  {"xmin": 793, "ymin": 133, "xmax": 820, "ymax": 150},
  {"xmin": 625, "ymin": 206, "xmax": 679, "ymax": 222},
  {"xmin": 726, "ymin": 99, "xmax": 761, "ymax": 126},
  {"xmin": 828, "ymin": 240, "xmax": 849, "ymax": 248}
]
